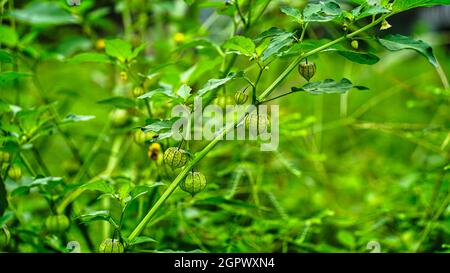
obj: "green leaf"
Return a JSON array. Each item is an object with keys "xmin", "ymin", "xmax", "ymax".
[
  {"xmin": 138, "ymin": 88, "xmax": 178, "ymax": 100},
  {"xmin": 80, "ymin": 180, "xmax": 114, "ymax": 194},
  {"xmin": 393, "ymin": 0, "xmax": 450, "ymax": 12},
  {"xmin": 255, "ymin": 28, "xmax": 295, "ymax": 61},
  {"xmin": 97, "ymin": 96, "xmax": 136, "ymax": 109},
  {"xmin": 0, "ymin": 72, "xmax": 32, "ymax": 84},
  {"xmin": 77, "ymin": 210, "xmax": 111, "ymax": 223},
  {"xmin": 177, "ymin": 84, "xmax": 192, "ymax": 101},
  {"xmin": 0, "ymin": 26, "xmax": 18, "ymax": 47},
  {"xmin": 175, "ymin": 39, "xmax": 222, "ymax": 56},
  {"xmin": 337, "ymin": 230, "xmax": 356, "ymax": 248},
  {"xmin": 130, "ymin": 184, "xmax": 165, "ymax": 200},
  {"xmin": 0, "ymin": 211, "xmax": 14, "ymax": 226},
  {"xmin": 131, "ymin": 43, "xmax": 146, "ymax": 59},
  {"xmin": 30, "ymin": 177, "xmax": 64, "ymax": 187},
  {"xmin": 105, "ymin": 39, "xmax": 133, "ymax": 62},
  {"xmin": 142, "ymin": 117, "xmax": 181, "ymax": 133},
  {"xmin": 292, "ymin": 78, "xmax": 368, "ymax": 94},
  {"xmin": 262, "ymin": 31, "xmax": 294, "ymax": 61},
  {"xmin": 11, "ymin": 177, "xmax": 64, "ymax": 197},
  {"xmin": 254, "ymin": 27, "xmax": 288, "ymax": 43},
  {"xmin": 355, "ymin": 4, "xmax": 391, "ymax": 20},
  {"xmin": 62, "ymin": 114, "xmax": 96, "ymax": 124},
  {"xmin": 336, "ymin": 50, "xmax": 380, "ymax": 65},
  {"xmin": 223, "ymin": 36, "xmax": 256, "ymax": 57},
  {"xmin": 0, "ymin": 50, "xmax": 14, "ymax": 63},
  {"xmin": 197, "ymin": 72, "xmax": 244, "ymax": 97},
  {"xmin": 378, "ymin": 34, "xmax": 438, "ymax": 67},
  {"xmin": 11, "ymin": 2, "xmax": 78, "ymax": 25},
  {"xmin": 280, "ymin": 7, "xmax": 303, "ymax": 23},
  {"xmin": 128, "ymin": 236, "xmax": 157, "ymax": 246},
  {"xmin": 68, "ymin": 53, "xmax": 112, "ymax": 64},
  {"xmin": 126, "ymin": 184, "xmax": 164, "ymax": 205},
  {"xmin": 280, "ymin": 39, "xmax": 330, "ymax": 58},
  {"xmin": 303, "ymin": 0, "xmax": 342, "ymax": 22}
]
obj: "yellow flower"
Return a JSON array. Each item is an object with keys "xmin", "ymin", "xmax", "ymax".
[
  {"xmin": 96, "ymin": 38, "xmax": 105, "ymax": 50},
  {"xmin": 173, "ymin": 32, "xmax": 185, "ymax": 43},
  {"xmin": 148, "ymin": 143, "xmax": 162, "ymax": 161},
  {"xmin": 380, "ymin": 19, "xmax": 392, "ymax": 30}
]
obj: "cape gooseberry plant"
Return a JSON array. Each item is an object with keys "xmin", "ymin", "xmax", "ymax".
[{"xmin": 0, "ymin": 0, "xmax": 449, "ymax": 253}]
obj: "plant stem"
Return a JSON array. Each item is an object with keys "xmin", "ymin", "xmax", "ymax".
[
  {"xmin": 127, "ymin": 120, "xmax": 235, "ymax": 241},
  {"xmin": 414, "ymin": 189, "xmax": 450, "ymax": 252},
  {"xmin": 258, "ymin": 15, "xmax": 386, "ymax": 101},
  {"xmin": 122, "ymin": 0, "xmax": 133, "ymax": 41},
  {"xmin": 144, "ymin": 99, "xmax": 152, "ymax": 118},
  {"xmin": 253, "ymin": 0, "xmax": 271, "ymax": 24},
  {"xmin": 127, "ymin": 13, "xmax": 387, "ymax": 241},
  {"xmin": 19, "ymin": 153, "xmax": 37, "ymax": 177},
  {"xmin": 32, "ymin": 147, "xmax": 50, "ymax": 176},
  {"xmin": 435, "ymin": 61, "xmax": 449, "ymax": 89},
  {"xmin": 235, "ymin": 0, "xmax": 246, "ymax": 26}
]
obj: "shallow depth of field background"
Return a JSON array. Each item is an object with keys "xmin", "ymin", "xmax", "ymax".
[{"xmin": 0, "ymin": 0, "xmax": 449, "ymax": 253}]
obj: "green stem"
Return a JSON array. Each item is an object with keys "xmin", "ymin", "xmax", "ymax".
[
  {"xmin": 253, "ymin": 0, "xmax": 271, "ymax": 24},
  {"xmin": 435, "ymin": 60, "xmax": 449, "ymax": 89},
  {"xmin": 122, "ymin": 0, "xmax": 133, "ymax": 41},
  {"xmin": 127, "ymin": 13, "xmax": 387, "ymax": 242},
  {"xmin": 127, "ymin": 120, "xmax": 235, "ymax": 241},
  {"xmin": 56, "ymin": 132, "xmax": 124, "ymax": 215},
  {"xmin": 299, "ymin": 23, "xmax": 308, "ymax": 42},
  {"xmin": 235, "ymin": 0, "xmax": 246, "ymax": 26},
  {"xmin": 144, "ymin": 99, "xmax": 152, "ymax": 118},
  {"xmin": 32, "ymin": 147, "xmax": 50, "ymax": 176},
  {"xmin": 19, "ymin": 153, "xmax": 37, "ymax": 177},
  {"xmin": 415, "ymin": 189, "xmax": 450, "ymax": 252},
  {"xmin": 247, "ymin": 0, "xmax": 252, "ymax": 28},
  {"xmin": 258, "ymin": 15, "xmax": 386, "ymax": 101}
]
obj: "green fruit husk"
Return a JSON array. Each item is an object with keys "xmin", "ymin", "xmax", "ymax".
[
  {"xmin": 164, "ymin": 147, "xmax": 189, "ymax": 168},
  {"xmin": 180, "ymin": 172, "xmax": 207, "ymax": 196},
  {"xmin": 99, "ymin": 238, "xmax": 124, "ymax": 253},
  {"xmin": 298, "ymin": 61, "xmax": 316, "ymax": 82}
]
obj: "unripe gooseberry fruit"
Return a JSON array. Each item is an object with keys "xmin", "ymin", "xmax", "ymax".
[
  {"xmin": 0, "ymin": 150, "xmax": 11, "ymax": 164},
  {"xmin": 45, "ymin": 215, "xmax": 70, "ymax": 233},
  {"xmin": 99, "ymin": 238, "xmax": 124, "ymax": 253},
  {"xmin": 298, "ymin": 61, "xmax": 316, "ymax": 82},
  {"xmin": 110, "ymin": 109, "xmax": 130, "ymax": 127},
  {"xmin": 214, "ymin": 95, "xmax": 234, "ymax": 108},
  {"xmin": 8, "ymin": 165, "xmax": 22, "ymax": 181},
  {"xmin": 134, "ymin": 130, "xmax": 155, "ymax": 145},
  {"xmin": 132, "ymin": 86, "xmax": 144, "ymax": 98},
  {"xmin": 245, "ymin": 113, "xmax": 270, "ymax": 135},
  {"xmin": 234, "ymin": 91, "xmax": 248, "ymax": 105},
  {"xmin": 351, "ymin": 40, "xmax": 359, "ymax": 50},
  {"xmin": 180, "ymin": 172, "xmax": 207, "ymax": 196},
  {"xmin": 120, "ymin": 71, "xmax": 128, "ymax": 81},
  {"xmin": 164, "ymin": 147, "xmax": 189, "ymax": 168}
]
